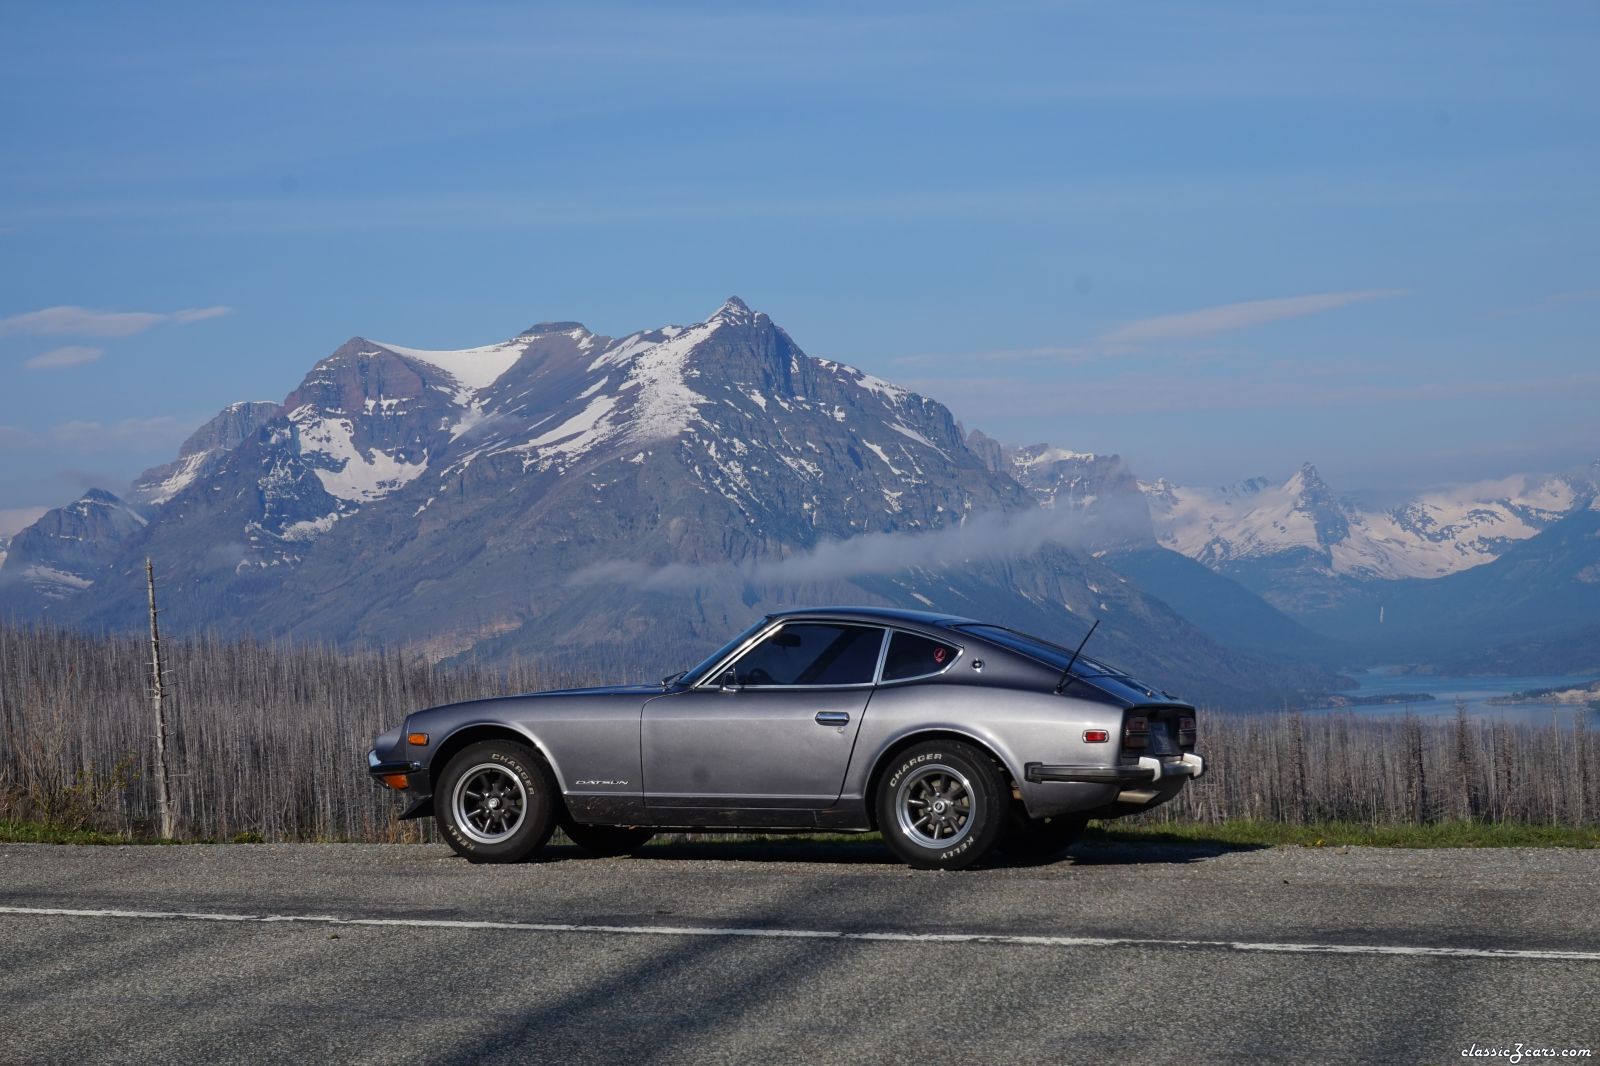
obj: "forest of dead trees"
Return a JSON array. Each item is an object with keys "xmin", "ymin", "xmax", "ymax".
[{"xmin": 1, "ymin": 622, "xmax": 1596, "ymax": 842}]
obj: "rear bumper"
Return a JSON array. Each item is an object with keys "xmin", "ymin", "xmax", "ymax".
[{"xmin": 1024, "ymin": 752, "xmax": 1205, "ymax": 785}]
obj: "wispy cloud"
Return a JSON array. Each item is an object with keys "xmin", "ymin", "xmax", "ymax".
[
  {"xmin": 0, "ymin": 305, "xmax": 232, "ymax": 339},
  {"xmin": 45, "ymin": 416, "xmax": 194, "ymax": 451},
  {"xmin": 888, "ymin": 291, "xmax": 1403, "ymax": 371},
  {"xmin": 1099, "ymin": 290, "xmax": 1404, "ymax": 344},
  {"xmin": 889, "ymin": 344, "xmax": 1102, "ymax": 368},
  {"xmin": 0, "ymin": 416, "xmax": 198, "ymax": 454},
  {"xmin": 23, "ymin": 345, "xmax": 104, "ymax": 370}
]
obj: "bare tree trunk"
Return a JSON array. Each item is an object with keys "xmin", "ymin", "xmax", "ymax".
[
  {"xmin": 1453, "ymin": 699, "xmax": 1477, "ymax": 821},
  {"xmin": 147, "ymin": 559, "xmax": 177, "ymax": 840},
  {"xmin": 1405, "ymin": 712, "xmax": 1428, "ymax": 824}
]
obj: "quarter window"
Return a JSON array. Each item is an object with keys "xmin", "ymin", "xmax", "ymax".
[
  {"xmin": 881, "ymin": 631, "xmax": 959, "ymax": 681},
  {"xmin": 728, "ymin": 623, "xmax": 884, "ymax": 687}
]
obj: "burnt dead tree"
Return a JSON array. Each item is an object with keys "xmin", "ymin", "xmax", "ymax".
[{"xmin": 146, "ymin": 559, "xmax": 177, "ymax": 839}]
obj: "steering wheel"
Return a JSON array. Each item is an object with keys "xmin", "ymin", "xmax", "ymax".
[{"xmin": 744, "ymin": 667, "xmax": 776, "ymax": 687}]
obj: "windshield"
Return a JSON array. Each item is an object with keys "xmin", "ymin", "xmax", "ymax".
[{"xmin": 678, "ymin": 617, "xmax": 770, "ymax": 685}]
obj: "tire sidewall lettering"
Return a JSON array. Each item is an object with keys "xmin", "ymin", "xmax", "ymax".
[
  {"xmin": 489, "ymin": 751, "xmax": 536, "ymax": 791},
  {"xmin": 887, "ymin": 752, "xmax": 941, "ymax": 791}
]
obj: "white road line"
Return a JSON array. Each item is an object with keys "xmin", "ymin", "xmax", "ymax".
[{"xmin": 1, "ymin": 904, "xmax": 1596, "ymax": 963}]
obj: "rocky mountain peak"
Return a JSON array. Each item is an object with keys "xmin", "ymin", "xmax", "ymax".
[
  {"xmin": 1282, "ymin": 463, "xmax": 1348, "ymax": 548},
  {"xmin": 522, "ymin": 321, "xmax": 588, "ymax": 336},
  {"xmin": 708, "ymin": 295, "xmax": 758, "ymax": 326},
  {"xmin": 177, "ymin": 400, "xmax": 282, "ymax": 458},
  {"xmin": 964, "ymin": 428, "xmax": 1007, "ymax": 474},
  {"xmin": 1285, "ymin": 462, "xmax": 1328, "ymax": 495},
  {"xmin": 78, "ymin": 488, "xmax": 124, "ymax": 508},
  {"xmin": 0, "ymin": 488, "xmax": 148, "ymax": 609}
]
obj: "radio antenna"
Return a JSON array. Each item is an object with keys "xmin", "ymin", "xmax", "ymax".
[{"xmin": 1054, "ymin": 619, "xmax": 1100, "ymax": 695}]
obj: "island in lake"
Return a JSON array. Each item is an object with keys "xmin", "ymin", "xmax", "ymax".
[
  {"xmin": 1306, "ymin": 692, "xmax": 1438, "ymax": 710},
  {"xmin": 1486, "ymin": 679, "xmax": 1600, "ymax": 706}
]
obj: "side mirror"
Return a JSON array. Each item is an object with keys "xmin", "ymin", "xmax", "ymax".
[{"xmin": 718, "ymin": 668, "xmax": 741, "ymax": 692}]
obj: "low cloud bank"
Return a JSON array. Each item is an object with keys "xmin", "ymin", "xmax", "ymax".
[{"xmin": 570, "ymin": 501, "xmax": 1150, "ymax": 592}]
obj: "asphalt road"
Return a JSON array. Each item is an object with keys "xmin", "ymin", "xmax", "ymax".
[{"xmin": 1, "ymin": 837, "xmax": 1597, "ymax": 1065}]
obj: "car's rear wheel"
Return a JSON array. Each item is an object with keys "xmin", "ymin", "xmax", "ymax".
[
  {"xmin": 875, "ymin": 740, "xmax": 1005, "ymax": 870},
  {"xmin": 436, "ymin": 740, "xmax": 557, "ymax": 863},
  {"xmin": 997, "ymin": 812, "xmax": 1087, "ymax": 864},
  {"xmin": 561, "ymin": 823, "xmax": 655, "ymax": 857}
]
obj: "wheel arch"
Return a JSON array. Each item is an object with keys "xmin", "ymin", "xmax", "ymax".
[
  {"xmin": 862, "ymin": 728, "xmax": 1018, "ymax": 831},
  {"xmin": 428, "ymin": 723, "xmax": 564, "ymax": 795}
]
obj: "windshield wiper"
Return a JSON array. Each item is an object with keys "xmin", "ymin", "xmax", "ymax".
[
  {"xmin": 660, "ymin": 670, "xmax": 687, "ymax": 689},
  {"xmin": 1054, "ymin": 619, "xmax": 1100, "ymax": 695}
]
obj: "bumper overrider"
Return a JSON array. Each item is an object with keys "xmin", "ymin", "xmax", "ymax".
[
  {"xmin": 1023, "ymin": 753, "xmax": 1205, "ymax": 785},
  {"xmin": 366, "ymin": 748, "xmax": 435, "ymax": 820}
]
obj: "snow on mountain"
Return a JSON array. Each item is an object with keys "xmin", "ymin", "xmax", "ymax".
[
  {"xmin": 288, "ymin": 404, "xmax": 430, "ymax": 504},
  {"xmin": 1143, "ymin": 463, "xmax": 1597, "ymax": 582},
  {"xmin": 371, "ymin": 337, "xmax": 534, "ymax": 398}
]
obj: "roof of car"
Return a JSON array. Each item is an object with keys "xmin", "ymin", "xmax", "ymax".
[{"xmin": 766, "ymin": 605, "xmax": 976, "ymax": 627}]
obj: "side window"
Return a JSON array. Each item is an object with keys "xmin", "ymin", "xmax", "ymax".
[
  {"xmin": 882, "ymin": 631, "xmax": 959, "ymax": 682},
  {"xmin": 730, "ymin": 624, "xmax": 884, "ymax": 687}
]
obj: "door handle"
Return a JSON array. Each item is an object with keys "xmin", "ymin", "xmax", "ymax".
[{"xmin": 815, "ymin": 711, "xmax": 850, "ymax": 726}]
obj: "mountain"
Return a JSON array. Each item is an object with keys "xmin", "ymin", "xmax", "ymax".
[
  {"xmin": 0, "ymin": 489, "xmax": 148, "ymax": 613},
  {"xmin": 130, "ymin": 400, "xmax": 282, "ymax": 506},
  {"xmin": 1143, "ymin": 462, "xmax": 1597, "ymax": 614},
  {"xmin": 1294, "ymin": 503, "xmax": 1600, "ymax": 668},
  {"xmin": 0, "ymin": 297, "xmax": 1337, "ymax": 708},
  {"xmin": 970, "ymin": 434, "xmax": 1155, "ymax": 550},
  {"xmin": 1100, "ymin": 546, "xmax": 1340, "ymax": 662},
  {"xmin": 959, "ymin": 438, "xmax": 1333, "ymax": 660}
]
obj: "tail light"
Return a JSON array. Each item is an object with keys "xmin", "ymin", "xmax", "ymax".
[
  {"xmin": 1178, "ymin": 716, "xmax": 1197, "ymax": 747},
  {"xmin": 1123, "ymin": 714, "xmax": 1149, "ymax": 750}
]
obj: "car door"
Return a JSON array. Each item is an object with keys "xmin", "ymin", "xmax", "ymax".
[{"xmin": 641, "ymin": 622, "xmax": 885, "ymax": 811}]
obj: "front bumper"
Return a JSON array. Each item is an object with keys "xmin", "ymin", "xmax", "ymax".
[
  {"xmin": 1024, "ymin": 752, "xmax": 1205, "ymax": 785},
  {"xmin": 366, "ymin": 748, "xmax": 434, "ymax": 820},
  {"xmin": 367, "ymin": 747, "xmax": 423, "ymax": 777}
]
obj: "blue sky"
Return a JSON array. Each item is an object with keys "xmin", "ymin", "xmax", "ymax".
[{"xmin": 2, "ymin": 1, "xmax": 1596, "ymax": 528}]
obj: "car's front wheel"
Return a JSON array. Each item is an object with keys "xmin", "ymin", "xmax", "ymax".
[
  {"xmin": 436, "ymin": 740, "xmax": 557, "ymax": 863},
  {"xmin": 876, "ymin": 740, "xmax": 1005, "ymax": 870},
  {"xmin": 561, "ymin": 823, "xmax": 655, "ymax": 857}
]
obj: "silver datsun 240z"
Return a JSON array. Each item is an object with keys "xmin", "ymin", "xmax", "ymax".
[{"xmin": 366, "ymin": 607, "xmax": 1204, "ymax": 870}]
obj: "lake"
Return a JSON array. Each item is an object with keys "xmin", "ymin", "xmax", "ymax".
[{"xmin": 1310, "ymin": 669, "xmax": 1600, "ymax": 725}]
